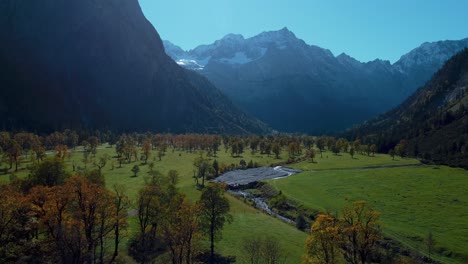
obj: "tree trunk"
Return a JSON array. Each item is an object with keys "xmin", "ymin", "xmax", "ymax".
[
  {"xmin": 110, "ymin": 222, "xmax": 119, "ymax": 263},
  {"xmin": 210, "ymin": 219, "xmax": 215, "ymax": 264}
]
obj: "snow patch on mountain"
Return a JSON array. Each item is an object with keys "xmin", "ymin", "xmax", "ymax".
[{"xmin": 176, "ymin": 59, "xmax": 204, "ymax": 70}]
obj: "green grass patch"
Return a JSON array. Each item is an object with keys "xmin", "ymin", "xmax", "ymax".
[
  {"xmin": 291, "ymin": 149, "xmax": 420, "ymax": 171},
  {"xmin": 268, "ymin": 165, "xmax": 468, "ymax": 264}
]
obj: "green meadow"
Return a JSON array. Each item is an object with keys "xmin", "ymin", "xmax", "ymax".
[
  {"xmin": 2, "ymin": 146, "xmax": 467, "ymax": 263},
  {"xmin": 270, "ymin": 151, "xmax": 468, "ymax": 264}
]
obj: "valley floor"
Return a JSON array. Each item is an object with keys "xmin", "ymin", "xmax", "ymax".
[{"xmin": 2, "ymin": 145, "xmax": 467, "ymax": 263}]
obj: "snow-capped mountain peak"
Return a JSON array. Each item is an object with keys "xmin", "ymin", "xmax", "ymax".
[
  {"xmin": 394, "ymin": 38, "xmax": 468, "ymax": 72},
  {"xmin": 250, "ymin": 27, "xmax": 302, "ymax": 49}
]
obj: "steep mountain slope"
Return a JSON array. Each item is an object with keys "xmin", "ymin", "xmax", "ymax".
[
  {"xmin": 164, "ymin": 29, "xmax": 468, "ymax": 133},
  {"xmin": 395, "ymin": 38, "xmax": 468, "ymax": 89},
  {"xmin": 345, "ymin": 49, "xmax": 468, "ymax": 168},
  {"xmin": 0, "ymin": 0, "xmax": 268, "ymax": 134}
]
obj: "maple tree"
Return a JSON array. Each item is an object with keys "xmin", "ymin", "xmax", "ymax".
[
  {"xmin": 340, "ymin": 201, "xmax": 382, "ymax": 264},
  {"xmin": 303, "ymin": 214, "xmax": 341, "ymax": 264}
]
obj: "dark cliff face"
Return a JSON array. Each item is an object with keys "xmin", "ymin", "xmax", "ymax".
[{"xmin": 0, "ymin": 0, "xmax": 267, "ymax": 134}]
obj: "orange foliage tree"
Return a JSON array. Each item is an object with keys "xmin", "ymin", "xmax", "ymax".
[
  {"xmin": 28, "ymin": 176, "xmax": 127, "ymax": 263},
  {"xmin": 303, "ymin": 214, "xmax": 341, "ymax": 264},
  {"xmin": 303, "ymin": 201, "xmax": 382, "ymax": 264}
]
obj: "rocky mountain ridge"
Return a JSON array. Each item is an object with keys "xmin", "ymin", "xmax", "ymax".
[{"xmin": 164, "ymin": 28, "xmax": 468, "ymax": 133}]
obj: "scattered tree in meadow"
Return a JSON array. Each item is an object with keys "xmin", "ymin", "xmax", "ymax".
[
  {"xmin": 303, "ymin": 136, "xmax": 315, "ymax": 150},
  {"xmin": 326, "ymin": 137, "xmax": 336, "ymax": 151},
  {"xmin": 83, "ymin": 168, "xmax": 106, "ymax": 186},
  {"xmin": 264, "ymin": 142, "xmax": 272, "ymax": 157},
  {"xmin": 14, "ymin": 132, "xmax": 36, "ymax": 158},
  {"xmin": 306, "ymin": 149, "xmax": 316, "ymax": 163},
  {"xmin": 288, "ymin": 141, "xmax": 301, "ymax": 157},
  {"xmin": 27, "ymin": 176, "xmax": 127, "ymax": 263},
  {"xmin": 370, "ymin": 144, "xmax": 377, "ymax": 156},
  {"xmin": 142, "ymin": 140, "xmax": 152, "ymax": 164},
  {"xmin": 242, "ymin": 236, "xmax": 262, "ymax": 264},
  {"xmin": 332, "ymin": 143, "xmax": 341, "ymax": 155},
  {"xmin": 54, "ymin": 144, "xmax": 69, "ymax": 160},
  {"xmin": 28, "ymin": 157, "xmax": 70, "ymax": 187},
  {"xmin": 88, "ymin": 136, "xmax": 100, "ymax": 156},
  {"xmin": 250, "ymin": 138, "xmax": 260, "ymax": 154},
  {"xmin": 316, "ymin": 137, "xmax": 326, "ymax": 158},
  {"xmin": 95, "ymin": 153, "xmax": 110, "ymax": 172},
  {"xmin": 303, "ymin": 201, "xmax": 382, "ymax": 264},
  {"xmin": 32, "ymin": 142, "xmax": 46, "ymax": 162},
  {"xmin": 337, "ymin": 138, "xmax": 349, "ymax": 153},
  {"xmin": 45, "ymin": 131, "xmax": 65, "ymax": 149},
  {"xmin": 168, "ymin": 170, "xmax": 179, "ymax": 185},
  {"xmin": 353, "ymin": 140, "xmax": 361, "ymax": 154},
  {"xmin": 6, "ymin": 139, "xmax": 22, "ymax": 171},
  {"xmin": 64, "ymin": 129, "xmax": 79, "ymax": 149},
  {"xmin": 111, "ymin": 184, "xmax": 129, "ymax": 263},
  {"xmin": 194, "ymin": 154, "xmax": 212, "ymax": 187},
  {"xmin": 341, "ymin": 201, "xmax": 382, "ymax": 264},
  {"xmin": 362, "ymin": 145, "xmax": 370, "ymax": 156},
  {"xmin": 132, "ymin": 184, "xmax": 166, "ymax": 262},
  {"xmin": 162, "ymin": 197, "xmax": 202, "ymax": 264},
  {"xmin": 198, "ymin": 184, "xmax": 232, "ymax": 264},
  {"xmin": 263, "ymin": 238, "xmax": 287, "ymax": 264},
  {"xmin": 272, "ymin": 142, "xmax": 281, "ymax": 159},
  {"xmin": 131, "ymin": 165, "xmax": 140, "ymax": 177},
  {"xmin": 230, "ymin": 140, "xmax": 244, "ymax": 157},
  {"xmin": 239, "ymin": 159, "xmax": 247, "ymax": 168},
  {"xmin": 131, "ymin": 172, "xmax": 205, "ymax": 263},
  {"xmin": 395, "ymin": 140, "xmax": 409, "ymax": 158},
  {"xmin": 148, "ymin": 161, "xmax": 155, "ymax": 172},
  {"xmin": 212, "ymin": 159, "xmax": 219, "ymax": 177},
  {"xmin": 243, "ymin": 236, "xmax": 287, "ymax": 264},
  {"xmin": 158, "ymin": 149, "xmax": 164, "ymax": 161},
  {"xmin": 303, "ymin": 214, "xmax": 341, "ymax": 264},
  {"xmin": 350, "ymin": 147, "xmax": 355, "ymax": 159},
  {"xmin": 389, "ymin": 149, "xmax": 395, "ymax": 160}
]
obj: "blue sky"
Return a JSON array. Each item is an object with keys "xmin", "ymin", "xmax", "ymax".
[{"xmin": 139, "ymin": 0, "xmax": 468, "ymax": 63}]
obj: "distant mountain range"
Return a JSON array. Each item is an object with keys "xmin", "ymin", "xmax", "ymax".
[
  {"xmin": 164, "ymin": 28, "xmax": 468, "ymax": 133},
  {"xmin": 345, "ymin": 48, "xmax": 468, "ymax": 168},
  {"xmin": 0, "ymin": 0, "xmax": 267, "ymax": 134}
]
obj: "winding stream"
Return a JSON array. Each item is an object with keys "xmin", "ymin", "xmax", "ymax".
[
  {"xmin": 228, "ymin": 190, "xmax": 295, "ymax": 224},
  {"xmin": 215, "ymin": 166, "xmax": 301, "ymax": 224}
]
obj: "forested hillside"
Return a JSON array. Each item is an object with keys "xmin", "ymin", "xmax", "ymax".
[{"xmin": 345, "ymin": 49, "xmax": 468, "ymax": 168}]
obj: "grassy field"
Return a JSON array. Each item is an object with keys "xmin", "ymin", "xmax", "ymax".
[
  {"xmin": 3, "ymin": 146, "xmax": 467, "ymax": 263},
  {"xmin": 1, "ymin": 145, "xmax": 307, "ymax": 263},
  {"xmin": 290, "ymin": 149, "xmax": 421, "ymax": 171},
  {"xmin": 269, "ymin": 152, "xmax": 468, "ymax": 264}
]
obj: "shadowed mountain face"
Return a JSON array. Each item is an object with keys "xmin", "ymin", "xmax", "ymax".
[
  {"xmin": 0, "ymin": 0, "xmax": 268, "ymax": 134},
  {"xmin": 345, "ymin": 49, "xmax": 468, "ymax": 168},
  {"xmin": 164, "ymin": 29, "xmax": 468, "ymax": 133}
]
